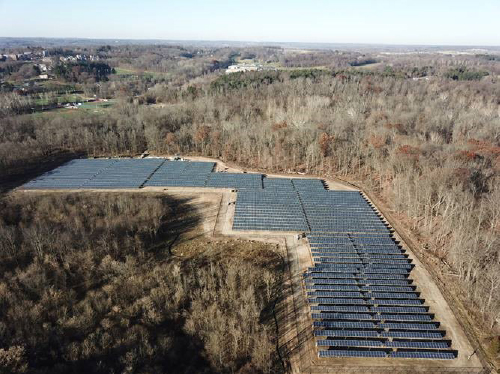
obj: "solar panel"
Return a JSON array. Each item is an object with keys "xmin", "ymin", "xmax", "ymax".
[
  {"xmin": 378, "ymin": 322, "xmax": 439, "ymax": 330},
  {"xmin": 370, "ymin": 306, "xmax": 428, "ymax": 313},
  {"xmin": 314, "ymin": 321, "xmax": 376, "ymax": 329},
  {"xmin": 311, "ymin": 312, "xmax": 373, "ymax": 320},
  {"xmin": 319, "ymin": 350, "xmax": 387, "ymax": 358},
  {"xmin": 308, "ymin": 298, "xmax": 368, "ymax": 305},
  {"xmin": 381, "ymin": 331, "xmax": 445, "ymax": 339},
  {"xmin": 314, "ymin": 330, "xmax": 379, "ymax": 338},
  {"xmin": 146, "ymin": 161, "xmax": 215, "ymax": 187},
  {"xmin": 317, "ymin": 340, "xmax": 383, "ymax": 347},
  {"xmin": 310, "ymin": 305, "xmax": 370, "ymax": 313},
  {"xmin": 306, "ymin": 285, "xmax": 361, "ymax": 291},
  {"xmin": 377, "ymin": 314, "xmax": 433, "ymax": 321},
  {"xmin": 390, "ymin": 351, "xmax": 456, "ymax": 359},
  {"xmin": 308, "ymin": 291, "xmax": 364, "ymax": 298},
  {"xmin": 386, "ymin": 341, "xmax": 449, "ymax": 349},
  {"xmin": 23, "ymin": 159, "xmax": 118, "ymax": 189},
  {"xmin": 305, "ymin": 278, "xmax": 359, "ymax": 285},
  {"xmin": 206, "ymin": 173, "xmax": 263, "ymax": 189}
]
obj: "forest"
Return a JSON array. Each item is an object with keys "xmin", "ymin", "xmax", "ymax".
[
  {"xmin": 0, "ymin": 193, "xmax": 283, "ymax": 373},
  {"xmin": 0, "ymin": 43, "xmax": 499, "ymax": 371}
]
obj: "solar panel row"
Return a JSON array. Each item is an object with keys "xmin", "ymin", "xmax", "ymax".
[
  {"xmin": 317, "ymin": 339, "xmax": 449, "ymax": 349},
  {"xmin": 314, "ymin": 321, "xmax": 440, "ymax": 330},
  {"xmin": 319, "ymin": 350, "xmax": 456, "ymax": 359},
  {"xmin": 308, "ymin": 298, "xmax": 425, "ymax": 306},
  {"xmin": 23, "ymin": 159, "xmax": 117, "ymax": 189},
  {"xmin": 314, "ymin": 329, "xmax": 445, "ymax": 340},
  {"xmin": 311, "ymin": 313, "xmax": 433, "ymax": 322},
  {"xmin": 305, "ymin": 278, "xmax": 413, "ymax": 286}
]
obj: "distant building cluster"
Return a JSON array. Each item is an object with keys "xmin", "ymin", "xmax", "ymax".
[
  {"xmin": 59, "ymin": 54, "xmax": 100, "ymax": 62},
  {"xmin": 1, "ymin": 51, "xmax": 36, "ymax": 61},
  {"xmin": 225, "ymin": 63, "xmax": 279, "ymax": 74},
  {"xmin": 226, "ymin": 64, "xmax": 263, "ymax": 74},
  {"xmin": 0, "ymin": 49, "xmax": 103, "ymax": 82},
  {"xmin": 0, "ymin": 50, "xmax": 100, "ymax": 63}
]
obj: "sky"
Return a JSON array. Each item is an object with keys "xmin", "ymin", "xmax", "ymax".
[{"xmin": 0, "ymin": 0, "xmax": 499, "ymax": 46}]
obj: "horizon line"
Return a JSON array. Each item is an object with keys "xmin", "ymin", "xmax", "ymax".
[{"xmin": 1, "ymin": 36, "xmax": 499, "ymax": 49}]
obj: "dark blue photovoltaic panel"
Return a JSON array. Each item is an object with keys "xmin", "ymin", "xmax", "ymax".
[
  {"xmin": 206, "ymin": 173, "xmax": 263, "ymax": 189},
  {"xmin": 305, "ymin": 278, "xmax": 358, "ymax": 285},
  {"xmin": 312, "ymin": 312, "xmax": 373, "ymax": 320},
  {"xmin": 263, "ymin": 177, "xmax": 295, "ymax": 191},
  {"xmin": 378, "ymin": 322, "xmax": 439, "ymax": 330},
  {"xmin": 308, "ymin": 291, "xmax": 364, "ymax": 298},
  {"xmin": 308, "ymin": 298, "xmax": 368, "ymax": 305},
  {"xmin": 370, "ymin": 306, "xmax": 428, "ymax": 313},
  {"xmin": 386, "ymin": 341, "xmax": 449, "ymax": 349},
  {"xmin": 314, "ymin": 321, "xmax": 376, "ymax": 329},
  {"xmin": 306, "ymin": 285, "xmax": 361, "ymax": 291},
  {"xmin": 319, "ymin": 350, "xmax": 387, "ymax": 358},
  {"xmin": 145, "ymin": 160, "xmax": 214, "ymax": 187},
  {"xmin": 390, "ymin": 351, "xmax": 456, "ymax": 359},
  {"xmin": 310, "ymin": 305, "xmax": 370, "ymax": 312},
  {"xmin": 23, "ymin": 159, "xmax": 117, "ymax": 189},
  {"xmin": 82, "ymin": 158, "xmax": 164, "ymax": 188},
  {"xmin": 308, "ymin": 297, "xmax": 425, "ymax": 306},
  {"xmin": 317, "ymin": 340, "xmax": 383, "ymax": 347},
  {"xmin": 233, "ymin": 189, "xmax": 309, "ymax": 231},
  {"xmin": 373, "ymin": 299, "xmax": 425, "ymax": 306},
  {"xmin": 292, "ymin": 178, "xmax": 326, "ymax": 191},
  {"xmin": 381, "ymin": 331, "xmax": 445, "ymax": 339},
  {"xmin": 314, "ymin": 330, "xmax": 379, "ymax": 338},
  {"xmin": 304, "ymin": 272, "xmax": 408, "ymax": 280}
]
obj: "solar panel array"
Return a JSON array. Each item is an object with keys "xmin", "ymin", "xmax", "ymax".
[
  {"xmin": 24, "ymin": 159, "xmax": 216, "ymax": 189},
  {"xmin": 23, "ymin": 159, "xmax": 267, "ymax": 191},
  {"xmin": 231, "ymin": 177, "xmax": 456, "ymax": 360},
  {"xmin": 81, "ymin": 158, "xmax": 164, "ymax": 189},
  {"xmin": 298, "ymin": 189, "xmax": 389, "ymax": 233},
  {"xmin": 23, "ymin": 159, "xmax": 457, "ymax": 360},
  {"xmin": 206, "ymin": 173, "xmax": 263, "ymax": 189},
  {"xmin": 302, "ymin": 190, "xmax": 456, "ymax": 360},
  {"xmin": 233, "ymin": 189, "xmax": 309, "ymax": 231},
  {"xmin": 145, "ymin": 161, "xmax": 215, "ymax": 187},
  {"xmin": 23, "ymin": 159, "xmax": 117, "ymax": 189}
]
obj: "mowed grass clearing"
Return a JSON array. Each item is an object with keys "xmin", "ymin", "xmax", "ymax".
[{"xmin": 31, "ymin": 99, "xmax": 116, "ymax": 118}]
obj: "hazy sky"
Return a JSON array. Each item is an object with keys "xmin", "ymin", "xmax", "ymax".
[{"xmin": 1, "ymin": 0, "xmax": 499, "ymax": 46}]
